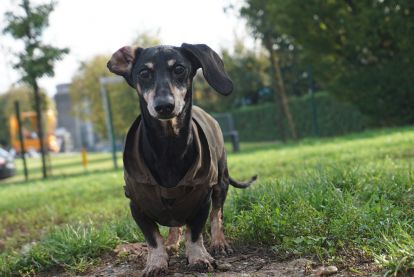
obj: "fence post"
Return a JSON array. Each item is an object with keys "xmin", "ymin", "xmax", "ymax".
[
  {"xmin": 227, "ymin": 113, "xmax": 240, "ymax": 152},
  {"xmin": 14, "ymin": 101, "xmax": 29, "ymax": 181}
]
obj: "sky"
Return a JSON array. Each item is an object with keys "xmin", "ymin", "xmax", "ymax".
[{"xmin": 0, "ymin": 0, "xmax": 253, "ymax": 96}]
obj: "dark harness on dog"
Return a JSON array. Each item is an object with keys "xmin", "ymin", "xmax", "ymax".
[{"xmin": 123, "ymin": 106, "xmax": 224, "ymax": 226}]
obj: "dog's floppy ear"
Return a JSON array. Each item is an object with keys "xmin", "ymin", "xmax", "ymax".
[
  {"xmin": 181, "ymin": 43, "xmax": 233, "ymax": 95},
  {"xmin": 107, "ymin": 46, "xmax": 142, "ymax": 87}
]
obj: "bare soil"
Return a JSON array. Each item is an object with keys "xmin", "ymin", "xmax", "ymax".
[{"xmin": 44, "ymin": 243, "xmax": 380, "ymax": 277}]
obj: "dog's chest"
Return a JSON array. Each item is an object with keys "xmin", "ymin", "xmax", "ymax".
[{"xmin": 123, "ymin": 106, "xmax": 224, "ymax": 226}]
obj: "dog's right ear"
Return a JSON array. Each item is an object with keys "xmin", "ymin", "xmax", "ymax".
[{"xmin": 107, "ymin": 46, "xmax": 142, "ymax": 87}]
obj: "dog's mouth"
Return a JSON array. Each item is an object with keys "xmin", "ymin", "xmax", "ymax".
[{"xmin": 156, "ymin": 113, "xmax": 177, "ymax": 120}]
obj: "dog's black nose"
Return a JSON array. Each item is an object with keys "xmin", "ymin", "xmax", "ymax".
[{"xmin": 154, "ymin": 96, "xmax": 175, "ymax": 116}]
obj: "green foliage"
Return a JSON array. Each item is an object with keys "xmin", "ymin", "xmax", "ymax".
[
  {"xmin": 2, "ymin": 0, "xmax": 69, "ymax": 85},
  {"xmin": 230, "ymin": 92, "xmax": 371, "ymax": 141},
  {"xmin": 227, "ymin": 167, "xmax": 414, "ymax": 262},
  {"xmin": 1, "ymin": 224, "xmax": 121, "ymax": 275},
  {"xmin": 238, "ymin": 0, "xmax": 414, "ymax": 126}
]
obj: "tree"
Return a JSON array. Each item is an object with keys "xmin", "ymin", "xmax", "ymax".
[
  {"xmin": 238, "ymin": 0, "xmax": 414, "ymax": 126},
  {"xmin": 285, "ymin": 0, "xmax": 414, "ymax": 126},
  {"xmin": 3, "ymin": 0, "xmax": 69, "ymax": 178},
  {"xmin": 239, "ymin": 0, "xmax": 298, "ymax": 140}
]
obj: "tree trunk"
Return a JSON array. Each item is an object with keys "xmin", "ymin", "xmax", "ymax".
[
  {"xmin": 265, "ymin": 41, "xmax": 298, "ymax": 141},
  {"xmin": 33, "ymin": 80, "xmax": 48, "ymax": 178}
]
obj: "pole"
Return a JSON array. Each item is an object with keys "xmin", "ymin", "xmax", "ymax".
[
  {"xmin": 14, "ymin": 101, "xmax": 29, "ymax": 181},
  {"xmin": 100, "ymin": 83, "xmax": 118, "ymax": 170}
]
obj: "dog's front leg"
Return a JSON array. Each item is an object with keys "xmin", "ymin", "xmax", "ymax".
[
  {"xmin": 185, "ymin": 200, "xmax": 215, "ymax": 272},
  {"xmin": 130, "ymin": 202, "xmax": 168, "ymax": 276}
]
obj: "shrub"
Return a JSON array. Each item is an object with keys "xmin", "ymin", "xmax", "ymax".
[{"xmin": 226, "ymin": 92, "xmax": 372, "ymax": 141}]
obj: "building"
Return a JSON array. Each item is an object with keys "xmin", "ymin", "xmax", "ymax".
[{"xmin": 54, "ymin": 84, "xmax": 96, "ymax": 151}]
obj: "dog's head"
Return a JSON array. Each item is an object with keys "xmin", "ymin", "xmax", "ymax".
[{"xmin": 107, "ymin": 43, "xmax": 233, "ymax": 120}]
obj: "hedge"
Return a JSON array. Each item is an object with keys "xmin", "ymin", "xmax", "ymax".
[{"xmin": 223, "ymin": 92, "xmax": 372, "ymax": 142}]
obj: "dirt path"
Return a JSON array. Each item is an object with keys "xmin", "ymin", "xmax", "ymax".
[{"xmin": 63, "ymin": 243, "xmax": 378, "ymax": 277}]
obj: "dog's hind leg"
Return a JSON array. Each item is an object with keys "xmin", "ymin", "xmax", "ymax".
[
  {"xmin": 210, "ymin": 205, "xmax": 233, "ymax": 256},
  {"xmin": 210, "ymin": 159, "xmax": 233, "ymax": 256},
  {"xmin": 130, "ymin": 201, "xmax": 168, "ymax": 277},
  {"xmin": 165, "ymin": 227, "xmax": 182, "ymax": 255}
]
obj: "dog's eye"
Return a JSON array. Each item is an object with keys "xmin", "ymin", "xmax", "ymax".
[
  {"xmin": 139, "ymin": 69, "xmax": 151, "ymax": 80},
  {"xmin": 173, "ymin": 65, "xmax": 185, "ymax": 75}
]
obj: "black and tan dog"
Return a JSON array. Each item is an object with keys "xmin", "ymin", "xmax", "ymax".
[{"xmin": 107, "ymin": 43, "xmax": 256, "ymax": 276}]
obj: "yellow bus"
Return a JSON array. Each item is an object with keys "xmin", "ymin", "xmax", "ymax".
[{"xmin": 9, "ymin": 110, "xmax": 59, "ymax": 153}]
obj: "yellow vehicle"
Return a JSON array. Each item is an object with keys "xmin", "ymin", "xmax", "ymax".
[{"xmin": 9, "ymin": 110, "xmax": 59, "ymax": 153}]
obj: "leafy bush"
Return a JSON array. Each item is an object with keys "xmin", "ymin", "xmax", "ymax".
[{"xmin": 227, "ymin": 92, "xmax": 372, "ymax": 141}]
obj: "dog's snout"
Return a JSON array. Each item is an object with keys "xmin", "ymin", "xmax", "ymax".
[{"xmin": 154, "ymin": 96, "xmax": 175, "ymax": 117}]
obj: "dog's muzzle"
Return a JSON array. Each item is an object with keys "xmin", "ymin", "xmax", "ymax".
[{"xmin": 154, "ymin": 95, "xmax": 175, "ymax": 119}]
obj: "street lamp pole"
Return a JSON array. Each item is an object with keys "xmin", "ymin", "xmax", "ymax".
[{"xmin": 99, "ymin": 76, "xmax": 123, "ymax": 170}]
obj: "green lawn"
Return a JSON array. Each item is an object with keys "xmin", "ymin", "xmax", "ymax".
[
  {"xmin": 2, "ymin": 151, "xmax": 118, "ymax": 184},
  {"xmin": 1, "ymin": 127, "xmax": 413, "ymax": 276}
]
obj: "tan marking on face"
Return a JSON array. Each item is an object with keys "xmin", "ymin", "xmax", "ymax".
[
  {"xmin": 145, "ymin": 62, "xmax": 154, "ymax": 69},
  {"xmin": 167, "ymin": 59, "xmax": 176, "ymax": 67},
  {"xmin": 185, "ymin": 227, "xmax": 214, "ymax": 267},
  {"xmin": 165, "ymin": 227, "xmax": 182, "ymax": 254},
  {"xmin": 168, "ymin": 82, "xmax": 186, "ymax": 116},
  {"xmin": 144, "ymin": 232, "xmax": 168, "ymax": 274},
  {"xmin": 142, "ymin": 87, "xmax": 158, "ymax": 118}
]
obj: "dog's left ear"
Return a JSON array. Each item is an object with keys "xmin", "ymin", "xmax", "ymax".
[
  {"xmin": 181, "ymin": 43, "xmax": 233, "ymax": 95},
  {"xmin": 107, "ymin": 46, "xmax": 142, "ymax": 87}
]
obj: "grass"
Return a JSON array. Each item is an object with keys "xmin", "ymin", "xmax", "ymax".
[
  {"xmin": 0, "ymin": 126, "xmax": 414, "ymax": 276},
  {"xmin": 2, "ymin": 151, "xmax": 118, "ymax": 184}
]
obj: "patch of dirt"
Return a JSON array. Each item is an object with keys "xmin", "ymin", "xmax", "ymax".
[{"xmin": 55, "ymin": 243, "xmax": 380, "ymax": 277}]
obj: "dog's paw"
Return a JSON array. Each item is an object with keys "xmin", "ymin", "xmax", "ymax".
[
  {"xmin": 211, "ymin": 239, "xmax": 233, "ymax": 257},
  {"xmin": 210, "ymin": 235, "xmax": 234, "ymax": 257},
  {"xmin": 141, "ymin": 264, "xmax": 168, "ymax": 277},
  {"xmin": 143, "ymin": 244, "xmax": 169, "ymax": 277},
  {"xmin": 187, "ymin": 256, "xmax": 216, "ymax": 272},
  {"xmin": 186, "ymin": 239, "xmax": 216, "ymax": 272}
]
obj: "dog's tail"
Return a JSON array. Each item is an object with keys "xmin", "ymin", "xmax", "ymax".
[{"xmin": 229, "ymin": 175, "xmax": 258, "ymax": 189}]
